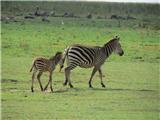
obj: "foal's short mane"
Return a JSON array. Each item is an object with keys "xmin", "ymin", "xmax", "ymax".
[{"xmin": 49, "ymin": 52, "xmax": 62, "ymax": 65}]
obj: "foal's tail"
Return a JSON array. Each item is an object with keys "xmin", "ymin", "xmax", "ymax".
[
  {"xmin": 59, "ymin": 47, "xmax": 69, "ymax": 72},
  {"xmin": 29, "ymin": 60, "xmax": 35, "ymax": 72}
]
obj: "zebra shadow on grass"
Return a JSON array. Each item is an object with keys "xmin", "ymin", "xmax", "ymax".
[
  {"xmin": 91, "ymin": 88, "xmax": 156, "ymax": 92},
  {"xmin": 66, "ymin": 87, "xmax": 156, "ymax": 93}
]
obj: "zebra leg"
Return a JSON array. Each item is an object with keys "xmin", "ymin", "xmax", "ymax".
[
  {"xmin": 98, "ymin": 69, "xmax": 106, "ymax": 88},
  {"xmin": 63, "ymin": 67, "xmax": 68, "ymax": 86},
  {"xmin": 37, "ymin": 72, "xmax": 43, "ymax": 91},
  {"xmin": 44, "ymin": 80, "xmax": 50, "ymax": 91},
  {"xmin": 44, "ymin": 71, "xmax": 53, "ymax": 91},
  {"xmin": 59, "ymin": 64, "xmax": 64, "ymax": 72},
  {"xmin": 64, "ymin": 65, "xmax": 75, "ymax": 88},
  {"xmin": 49, "ymin": 72, "xmax": 53, "ymax": 92},
  {"xmin": 89, "ymin": 67, "xmax": 98, "ymax": 88},
  {"xmin": 31, "ymin": 70, "xmax": 36, "ymax": 92}
]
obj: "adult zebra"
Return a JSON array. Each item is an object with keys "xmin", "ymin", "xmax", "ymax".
[{"xmin": 60, "ymin": 36, "xmax": 124, "ymax": 88}]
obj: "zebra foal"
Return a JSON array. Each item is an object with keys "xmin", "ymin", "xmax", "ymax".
[
  {"xmin": 60, "ymin": 36, "xmax": 124, "ymax": 88},
  {"xmin": 30, "ymin": 52, "xmax": 62, "ymax": 92}
]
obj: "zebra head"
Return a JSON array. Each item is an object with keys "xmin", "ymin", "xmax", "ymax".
[
  {"xmin": 112, "ymin": 36, "xmax": 124, "ymax": 56},
  {"xmin": 54, "ymin": 52, "xmax": 63, "ymax": 65},
  {"xmin": 50, "ymin": 52, "xmax": 63, "ymax": 65}
]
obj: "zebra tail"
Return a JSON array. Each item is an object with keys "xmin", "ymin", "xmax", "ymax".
[
  {"xmin": 59, "ymin": 47, "xmax": 69, "ymax": 72},
  {"xmin": 29, "ymin": 61, "xmax": 35, "ymax": 72}
]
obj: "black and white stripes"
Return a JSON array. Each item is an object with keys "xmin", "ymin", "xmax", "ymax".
[{"xmin": 60, "ymin": 36, "xmax": 124, "ymax": 88}]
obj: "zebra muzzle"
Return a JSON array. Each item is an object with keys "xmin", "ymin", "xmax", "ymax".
[{"xmin": 119, "ymin": 51, "xmax": 124, "ymax": 56}]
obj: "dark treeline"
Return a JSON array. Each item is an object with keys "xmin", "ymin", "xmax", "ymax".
[{"xmin": 1, "ymin": 1, "xmax": 160, "ymax": 17}]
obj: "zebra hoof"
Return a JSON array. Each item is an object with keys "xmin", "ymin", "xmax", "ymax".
[
  {"xmin": 101, "ymin": 84, "xmax": 106, "ymax": 88},
  {"xmin": 50, "ymin": 90, "xmax": 54, "ymax": 93},
  {"xmin": 69, "ymin": 84, "xmax": 74, "ymax": 88},
  {"xmin": 31, "ymin": 88, "xmax": 34, "ymax": 92},
  {"xmin": 41, "ymin": 88, "xmax": 44, "ymax": 91},
  {"xmin": 50, "ymin": 87, "xmax": 54, "ymax": 92},
  {"xmin": 63, "ymin": 82, "xmax": 67, "ymax": 86},
  {"xmin": 44, "ymin": 87, "xmax": 47, "ymax": 91},
  {"xmin": 89, "ymin": 85, "xmax": 93, "ymax": 88},
  {"xmin": 41, "ymin": 89, "xmax": 44, "ymax": 92}
]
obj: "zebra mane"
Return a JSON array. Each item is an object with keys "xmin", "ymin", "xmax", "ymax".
[
  {"xmin": 103, "ymin": 38, "xmax": 118, "ymax": 47},
  {"xmin": 73, "ymin": 44, "xmax": 100, "ymax": 49}
]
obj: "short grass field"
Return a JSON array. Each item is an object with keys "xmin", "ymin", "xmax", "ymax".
[{"xmin": 1, "ymin": 2, "xmax": 160, "ymax": 120}]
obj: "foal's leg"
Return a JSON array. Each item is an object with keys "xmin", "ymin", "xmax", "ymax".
[
  {"xmin": 44, "ymin": 80, "xmax": 50, "ymax": 91},
  {"xmin": 37, "ymin": 72, "xmax": 43, "ymax": 91},
  {"xmin": 31, "ymin": 70, "xmax": 37, "ymax": 92},
  {"xmin": 88, "ymin": 67, "xmax": 98, "ymax": 88},
  {"xmin": 98, "ymin": 68, "xmax": 106, "ymax": 88},
  {"xmin": 44, "ymin": 72, "xmax": 53, "ymax": 92},
  {"xmin": 49, "ymin": 71, "xmax": 53, "ymax": 92}
]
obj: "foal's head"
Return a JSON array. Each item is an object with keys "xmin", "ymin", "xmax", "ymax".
[{"xmin": 50, "ymin": 52, "xmax": 63, "ymax": 65}]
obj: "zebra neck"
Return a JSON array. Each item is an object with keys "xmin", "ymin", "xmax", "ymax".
[
  {"xmin": 50, "ymin": 59, "xmax": 57, "ymax": 65},
  {"xmin": 49, "ymin": 57, "xmax": 55, "ymax": 63},
  {"xmin": 49, "ymin": 57, "xmax": 54, "ymax": 61},
  {"xmin": 103, "ymin": 43, "xmax": 114, "ymax": 57}
]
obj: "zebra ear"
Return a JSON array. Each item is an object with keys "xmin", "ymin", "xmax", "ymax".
[{"xmin": 115, "ymin": 36, "xmax": 120, "ymax": 40}]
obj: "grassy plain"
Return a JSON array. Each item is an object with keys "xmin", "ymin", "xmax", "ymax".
[{"xmin": 1, "ymin": 2, "xmax": 160, "ymax": 120}]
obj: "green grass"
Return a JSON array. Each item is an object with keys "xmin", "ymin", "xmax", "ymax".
[
  {"xmin": 1, "ymin": 10, "xmax": 160, "ymax": 120},
  {"xmin": 2, "ymin": 58, "xmax": 159, "ymax": 120}
]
